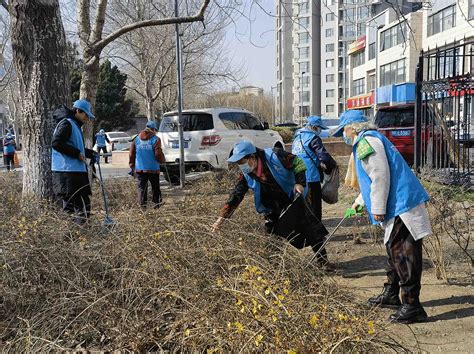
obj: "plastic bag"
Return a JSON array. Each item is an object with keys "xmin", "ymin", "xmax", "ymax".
[{"xmin": 321, "ymin": 165, "xmax": 340, "ymax": 204}]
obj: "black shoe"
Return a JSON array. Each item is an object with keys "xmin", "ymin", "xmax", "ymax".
[
  {"xmin": 367, "ymin": 284, "xmax": 401, "ymax": 309},
  {"xmin": 389, "ymin": 303, "xmax": 428, "ymax": 324}
]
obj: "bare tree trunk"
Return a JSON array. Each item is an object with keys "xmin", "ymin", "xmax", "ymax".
[
  {"xmin": 79, "ymin": 54, "xmax": 100, "ymax": 147},
  {"xmin": 10, "ymin": 0, "xmax": 70, "ymax": 199},
  {"xmin": 146, "ymin": 98, "xmax": 155, "ymax": 121}
]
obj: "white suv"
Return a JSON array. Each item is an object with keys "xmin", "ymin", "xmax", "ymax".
[{"xmin": 158, "ymin": 107, "xmax": 284, "ymax": 183}]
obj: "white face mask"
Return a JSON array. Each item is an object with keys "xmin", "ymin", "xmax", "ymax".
[
  {"xmin": 343, "ymin": 131, "xmax": 353, "ymax": 146},
  {"xmin": 239, "ymin": 162, "xmax": 253, "ymax": 174}
]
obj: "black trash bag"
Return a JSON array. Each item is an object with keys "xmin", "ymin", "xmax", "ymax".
[{"xmin": 269, "ymin": 194, "xmax": 328, "ymax": 249}]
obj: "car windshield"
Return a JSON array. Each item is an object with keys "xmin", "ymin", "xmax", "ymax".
[
  {"xmin": 107, "ymin": 132, "xmax": 130, "ymax": 140},
  {"xmin": 159, "ymin": 113, "xmax": 214, "ymax": 132},
  {"xmin": 322, "ymin": 119, "xmax": 340, "ymax": 127},
  {"xmin": 374, "ymin": 109, "xmax": 414, "ymax": 128}
]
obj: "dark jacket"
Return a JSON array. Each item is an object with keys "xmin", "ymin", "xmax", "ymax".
[
  {"xmin": 308, "ymin": 135, "xmax": 337, "ymax": 174},
  {"xmin": 51, "ymin": 105, "xmax": 94, "ymax": 197},
  {"xmin": 129, "ymin": 129, "xmax": 166, "ymax": 174}
]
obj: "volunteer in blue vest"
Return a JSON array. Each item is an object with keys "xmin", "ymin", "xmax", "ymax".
[
  {"xmin": 292, "ymin": 116, "xmax": 337, "ymax": 222},
  {"xmin": 212, "ymin": 141, "xmax": 331, "ymax": 266},
  {"xmin": 95, "ymin": 129, "xmax": 111, "ymax": 163},
  {"xmin": 333, "ymin": 109, "xmax": 432, "ymax": 324},
  {"xmin": 51, "ymin": 100, "xmax": 99, "ymax": 224},
  {"xmin": 3, "ymin": 132, "xmax": 16, "ymax": 172},
  {"xmin": 128, "ymin": 120, "xmax": 166, "ymax": 208}
]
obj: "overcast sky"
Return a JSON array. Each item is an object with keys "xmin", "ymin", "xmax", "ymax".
[{"xmin": 224, "ymin": 0, "xmax": 276, "ymax": 94}]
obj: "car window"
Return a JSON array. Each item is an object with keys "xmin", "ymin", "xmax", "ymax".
[
  {"xmin": 322, "ymin": 119, "xmax": 340, "ymax": 126},
  {"xmin": 107, "ymin": 132, "xmax": 131, "ymax": 139},
  {"xmin": 374, "ymin": 109, "xmax": 414, "ymax": 128},
  {"xmin": 245, "ymin": 114, "xmax": 264, "ymax": 130},
  {"xmin": 159, "ymin": 113, "xmax": 214, "ymax": 132},
  {"xmin": 219, "ymin": 112, "xmax": 240, "ymax": 130}
]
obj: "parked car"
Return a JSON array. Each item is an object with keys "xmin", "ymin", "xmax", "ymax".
[
  {"xmin": 374, "ymin": 106, "xmax": 416, "ymax": 165},
  {"xmin": 93, "ymin": 131, "xmax": 132, "ymax": 154},
  {"xmin": 158, "ymin": 108, "xmax": 284, "ymax": 184},
  {"xmin": 319, "ymin": 118, "xmax": 341, "ymax": 138}
]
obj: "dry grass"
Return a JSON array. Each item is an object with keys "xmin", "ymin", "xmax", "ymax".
[{"xmin": 0, "ymin": 172, "xmax": 399, "ymax": 352}]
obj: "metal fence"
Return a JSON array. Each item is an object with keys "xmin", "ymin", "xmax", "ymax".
[{"xmin": 415, "ymin": 40, "xmax": 474, "ymax": 186}]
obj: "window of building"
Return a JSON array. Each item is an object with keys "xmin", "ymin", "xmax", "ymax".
[
  {"xmin": 344, "ymin": 24, "xmax": 356, "ymax": 37},
  {"xmin": 299, "ymin": 1, "xmax": 310, "ymax": 15},
  {"xmin": 380, "ymin": 22, "xmax": 407, "ymax": 51},
  {"xmin": 368, "ymin": 42, "xmax": 376, "ymax": 60},
  {"xmin": 470, "ymin": 0, "xmax": 474, "ymax": 19},
  {"xmin": 326, "ymin": 28, "xmax": 334, "ymax": 37},
  {"xmin": 300, "ymin": 91, "xmax": 310, "ymax": 102},
  {"xmin": 357, "ymin": 23, "xmax": 366, "ymax": 37},
  {"xmin": 326, "ymin": 89, "xmax": 335, "ymax": 98},
  {"xmin": 380, "ymin": 58, "xmax": 406, "ymax": 86},
  {"xmin": 351, "ymin": 78, "xmax": 365, "ymax": 96},
  {"xmin": 326, "ymin": 0, "xmax": 334, "ymax": 6},
  {"xmin": 326, "ymin": 13, "xmax": 335, "ymax": 22},
  {"xmin": 326, "ymin": 104, "xmax": 335, "ymax": 113},
  {"xmin": 428, "ymin": 48, "xmax": 460, "ymax": 79},
  {"xmin": 351, "ymin": 50, "xmax": 365, "ymax": 68},
  {"xmin": 302, "ymin": 76, "xmax": 310, "ymax": 88},
  {"xmin": 428, "ymin": 5, "xmax": 456, "ymax": 36},
  {"xmin": 367, "ymin": 74, "xmax": 376, "ymax": 91},
  {"xmin": 299, "ymin": 32, "xmax": 309, "ymax": 44},
  {"xmin": 299, "ymin": 61, "xmax": 310, "ymax": 73},
  {"xmin": 299, "ymin": 47, "xmax": 309, "ymax": 59},
  {"xmin": 344, "ymin": 8, "xmax": 355, "ymax": 22},
  {"xmin": 301, "ymin": 106, "xmax": 310, "ymax": 116},
  {"xmin": 357, "ymin": 6, "xmax": 370, "ymax": 20},
  {"xmin": 326, "ymin": 59, "xmax": 335, "ymax": 68},
  {"xmin": 326, "ymin": 74, "xmax": 335, "ymax": 82},
  {"xmin": 299, "ymin": 17, "xmax": 310, "ymax": 28},
  {"xmin": 326, "ymin": 43, "xmax": 335, "ymax": 52}
]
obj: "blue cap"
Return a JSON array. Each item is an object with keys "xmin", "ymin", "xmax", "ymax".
[
  {"xmin": 227, "ymin": 140, "xmax": 257, "ymax": 163},
  {"xmin": 146, "ymin": 120, "xmax": 158, "ymax": 130},
  {"xmin": 6, "ymin": 133, "xmax": 12, "ymax": 139},
  {"xmin": 331, "ymin": 110, "xmax": 368, "ymax": 137},
  {"xmin": 73, "ymin": 99, "xmax": 95, "ymax": 120},
  {"xmin": 307, "ymin": 115, "xmax": 329, "ymax": 130}
]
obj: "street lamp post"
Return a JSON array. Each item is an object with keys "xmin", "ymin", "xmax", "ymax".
[
  {"xmin": 374, "ymin": 24, "xmax": 385, "ymax": 119},
  {"xmin": 300, "ymin": 71, "xmax": 305, "ymax": 126}
]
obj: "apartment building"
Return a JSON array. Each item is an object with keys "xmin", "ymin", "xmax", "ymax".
[
  {"xmin": 347, "ymin": 1, "xmax": 473, "ymax": 118},
  {"xmin": 275, "ymin": 0, "xmax": 411, "ymax": 123}
]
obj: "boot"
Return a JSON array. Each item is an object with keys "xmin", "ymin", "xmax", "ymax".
[
  {"xmin": 367, "ymin": 283, "xmax": 401, "ymax": 309},
  {"xmin": 389, "ymin": 303, "xmax": 428, "ymax": 324}
]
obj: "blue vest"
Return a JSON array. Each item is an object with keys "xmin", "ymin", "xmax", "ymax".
[
  {"xmin": 292, "ymin": 129, "xmax": 321, "ymax": 183},
  {"xmin": 96, "ymin": 133, "xmax": 106, "ymax": 147},
  {"xmin": 354, "ymin": 130, "xmax": 429, "ymax": 224},
  {"xmin": 3, "ymin": 139, "xmax": 15, "ymax": 154},
  {"xmin": 135, "ymin": 135, "xmax": 160, "ymax": 171},
  {"xmin": 244, "ymin": 148, "xmax": 307, "ymax": 214},
  {"xmin": 51, "ymin": 118, "xmax": 86, "ymax": 173}
]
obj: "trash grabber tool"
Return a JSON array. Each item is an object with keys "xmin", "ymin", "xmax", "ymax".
[
  {"xmin": 306, "ymin": 216, "xmax": 346, "ymax": 268},
  {"xmin": 96, "ymin": 158, "xmax": 116, "ymax": 228}
]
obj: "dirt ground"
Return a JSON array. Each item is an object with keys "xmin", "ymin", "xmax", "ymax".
[{"xmin": 321, "ymin": 194, "xmax": 474, "ymax": 352}]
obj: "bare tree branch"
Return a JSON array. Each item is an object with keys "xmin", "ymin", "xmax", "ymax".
[
  {"xmin": 77, "ymin": 0, "xmax": 91, "ymax": 46},
  {"xmin": 1, "ymin": 0, "xmax": 9, "ymax": 12},
  {"xmin": 90, "ymin": 0, "xmax": 108, "ymax": 43},
  {"xmin": 91, "ymin": 0, "xmax": 211, "ymax": 53}
]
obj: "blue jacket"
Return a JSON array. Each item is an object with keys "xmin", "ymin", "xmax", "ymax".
[
  {"xmin": 3, "ymin": 139, "xmax": 15, "ymax": 155},
  {"xmin": 51, "ymin": 118, "xmax": 87, "ymax": 172},
  {"xmin": 243, "ymin": 148, "xmax": 306, "ymax": 214},
  {"xmin": 96, "ymin": 133, "xmax": 107, "ymax": 147},
  {"xmin": 354, "ymin": 130, "xmax": 429, "ymax": 224},
  {"xmin": 292, "ymin": 129, "xmax": 321, "ymax": 183},
  {"xmin": 135, "ymin": 135, "xmax": 160, "ymax": 171}
]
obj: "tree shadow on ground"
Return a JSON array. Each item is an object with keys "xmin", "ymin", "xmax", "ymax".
[
  {"xmin": 338, "ymin": 255, "xmax": 387, "ymax": 277},
  {"xmin": 424, "ymin": 295, "xmax": 474, "ymax": 307},
  {"xmin": 429, "ymin": 306, "xmax": 474, "ymax": 321}
]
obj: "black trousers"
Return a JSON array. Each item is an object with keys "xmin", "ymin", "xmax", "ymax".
[
  {"xmin": 62, "ymin": 194, "xmax": 91, "ymax": 224},
  {"xmin": 4, "ymin": 154, "xmax": 14, "ymax": 171},
  {"xmin": 98, "ymin": 146, "xmax": 108, "ymax": 163},
  {"xmin": 386, "ymin": 216, "xmax": 423, "ymax": 304},
  {"xmin": 136, "ymin": 172, "xmax": 162, "ymax": 207}
]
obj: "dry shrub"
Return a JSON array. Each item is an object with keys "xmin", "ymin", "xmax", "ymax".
[
  {"xmin": 0, "ymin": 172, "xmax": 397, "ymax": 351},
  {"xmin": 271, "ymin": 127, "xmax": 295, "ymax": 144}
]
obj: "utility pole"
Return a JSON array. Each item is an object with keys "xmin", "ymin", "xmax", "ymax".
[
  {"xmin": 374, "ymin": 24, "xmax": 385, "ymax": 119},
  {"xmin": 175, "ymin": 0, "xmax": 185, "ymax": 187},
  {"xmin": 271, "ymin": 86, "xmax": 276, "ymax": 126},
  {"xmin": 300, "ymin": 71, "xmax": 305, "ymax": 126}
]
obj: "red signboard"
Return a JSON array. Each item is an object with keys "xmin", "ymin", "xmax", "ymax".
[
  {"xmin": 348, "ymin": 36, "xmax": 366, "ymax": 55},
  {"xmin": 347, "ymin": 92, "xmax": 374, "ymax": 109}
]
